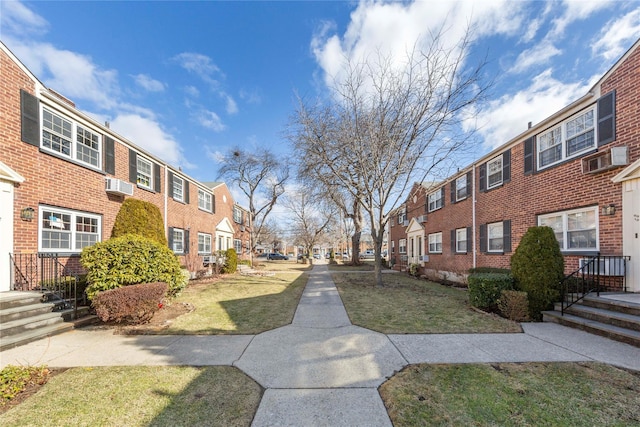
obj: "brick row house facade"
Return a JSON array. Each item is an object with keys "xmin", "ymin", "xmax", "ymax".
[
  {"xmin": 388, "ymin": 38, "xmax": 640, "ymax": 293},
  {"xmin": 0, "ymin": 42, "xmax": 251, "ymax": 292}
]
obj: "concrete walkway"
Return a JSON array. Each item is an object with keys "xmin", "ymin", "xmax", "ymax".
[{"xmin": 1, "ymin": 265, "xmax": 639, "ymax": 426}]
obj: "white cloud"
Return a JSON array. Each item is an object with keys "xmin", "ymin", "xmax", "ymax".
[
  {"xmin": 110, "ymin": 114, "xmax": 193, "ymax": 169},
  {"xmin": 592, "ymin": 8, "xmax": 640, "ymax": 61},
  {"xmin": 471, "ymin": 69, "xmax": 593, "ymax": 150},
  {"xmin": 185, "ymin": 85, "xmax": 200, "ymax": 97},
  {"xmin": 195, "ymin": 110, "xmax": 226, "ymax": 132},
  {"xmin": 551, "ymin": 0, "xmax": 613, "ymax": 37},
  {"xmin": 223, "ymin": 93, "xmax": 239, "ymax": 114},
  {"xmin": 172, "ymin": 52, "xmax": 223, "ymax": 88},
  {"xmin": 133, "ymin": 74, "xmax": 166, "ymax": 92},
  {"xmin": 509, "ymin": 39, "xmax": 562, "ymax": 73},
  {"xmin": 240, "ymin": 88, "xmax": 262, "ymax": 105},
  {"xmin": 0, "ymin": 0, "xmax": 48, "ymax": 35}
]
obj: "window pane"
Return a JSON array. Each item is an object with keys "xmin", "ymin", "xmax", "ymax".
[
  {"xmin": 76, "ymin": 126, "xmax": 100, "ymax": 167},
  {"xmin": 538, "ymin": 127, "xmax": 562, "ymax": 167},
  {"xmin": 137, "ymin": 158, "xmax": 152, "ymax": 188},
  {"xmin": 539, "ymin": 215, "xmax": 564, "ymax": 248},
  {"xmin": 487, "ymin": 157, "xmax": 502, "ymax": 188},
  {"xmin": 488, "ymin": 223, "xmax": 503, "ymax": 251},
  {"xmin": 456, "ymin": 177, "xmax": 467, "ymax": 200},
  {"xmin": 456, "ymin": 229, "xmax": 467, "ymax": 252},
  {"xmin": 568, "ymin": 211, "xmax": 595, "ymax": 231},
  {"xmin": 173, "ymin": 177, "xmax": 183, "ymax": 200}
]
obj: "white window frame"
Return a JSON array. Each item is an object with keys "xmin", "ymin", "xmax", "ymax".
[
  {"xmin": 198, "ymin": 189, "xmax": 212, "ymax": 212},
  {"xmin": 428, "ymin": 232, "xmax": 442, "ymax": 253},
  {"xmin": 399, "ymin": 239, "xmax": 407, "ymax": 254},
  {"xmin": 39, "ymin": 205, "xmax": 101, "ymax": 253},
  {"xmin": 456, "ymin": 176, "xmax": 467, "ymax": 201},
  {"xmin": 487, "ymin": 155, "xmax": 503, "ymax": 189},
  {"xmin": 41, "ymin": 107, "xmax": 102, "ymax": 169},
  {"xmin": 172, "ymin": 228, "xmax": 185, "ymax": 254},
  {"xmin": 233, "ymin": 206, "xmax": 243, "ymax": 223},
  {"xmin": 455, "ymin": 228, "xmax": 467, "ymax": 253},
  {"xmin": 172, "ymin": 175, "xmax": 184, "ymax": 202},
  {"xmin": 391, "ymin": 240, "xmax": 395, "ymax": 254},
  {"xmin": 398, "ymin": 209, "xmax": 406, "ymax": 225},
  {"xmin": 537, "ymin": 108, "xmax": 595, "ymax": 170},
  {"xmin": 234, "ymin": 239, "xmax": 242, "ymax": 253},
  {"xmin": 487, "ymin": 222, "xmax": 504, "ymax": 253},
  {"xmin": 136, "ymin": 156, "xmax": 153, "ymax": 190},
  {"xmin": 428, "ymin": 190, "xmax": 443, "ymax": 212},
  {"xmin": 198, "ymin": 232, "xmax": 212, "ymax": 255},
  {"xmin": 538, "ymin": 206, "xmax": 599, "ymax": 252}
]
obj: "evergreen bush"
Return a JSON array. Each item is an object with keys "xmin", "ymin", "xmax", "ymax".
[
  {"xmin": 92, "ymin": 282, "xmax": 168, "ymax": 324},
  {"xmin": 511, "ymin": 226, "xmax": 564, "ymax": 321},
  {"xmin": 111, "ymin": 198, "xmax": 167, "ymax": 245},
  {"xmin": 497, "ymin": 290, "xmax": 530, "ymax": 322},
  {"xmin": 468, "ymin": 272, "xmax": 514, "ymax": 310},
  {"xmin": 222, "ymin": 248, "xmax": 238, "ymax": 274},
  {"xmin": 81, "ymin": 234, "xmax": 185, "ymax": 300}
]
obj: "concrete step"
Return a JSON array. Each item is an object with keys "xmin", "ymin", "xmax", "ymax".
[
  {"xmin": 581, "ymin": 295, "xmax": 640, "ymax": 316},
  {"xmin": 0, "ymin": 321, "xmax": 74, "ymax": 352},
  {"xmin": 0, "ymin": 311, "xmax": 66, "ymax": 338},
  {"xmin": 543, "ymin": 310, "xmax": 640, "ymax": 348},
  {"xmin": 0, "ymin": 291, "xmax": 45, "ymax": 310},
  {"xmin": 0, "ymin": 302, "xmax": 56, "ymax": 323},
  {"xmin": 555, "ymin": 303, "xmax": 640, "ymax": 332}
]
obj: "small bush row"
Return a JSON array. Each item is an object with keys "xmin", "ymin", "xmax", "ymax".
[
  {"xmin": 468, "ymin": 273, "xmax": 514, "ymax": 311},
  {"xmin": 1, "ymin": 365, "xmax": 50, "ymax": 404},
  {"xmin": 92, "ymin": 282, "xmax": 168, "ymax": 324}
]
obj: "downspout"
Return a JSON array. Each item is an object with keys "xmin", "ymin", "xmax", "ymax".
[
  {"xmin": 472, "ymin": 163, "xmax": 477, "ymax": 269},
  {"xmin": 164, "ymin": 165, "xmax": 168, "ymax": 241}
]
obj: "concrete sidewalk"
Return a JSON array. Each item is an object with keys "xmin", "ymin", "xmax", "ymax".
[{"xmin": 1, "ymin": 264, "xmax": 638, "ymax": 426}]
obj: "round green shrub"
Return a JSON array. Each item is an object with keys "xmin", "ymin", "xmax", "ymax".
[
  {"xmin": 468, "ymin": 272, "xmax": 514, "ymax": 310},
  {"xmin": 222, "ymin": 248, "xmax": 238, "ymax": 274},
  {"xmin": 111, "ymin": 198, "xmax": 167, "ymax": 245},
  {"xmin": 81, "ymin": 234, "xmax": 184, "ymax": 300},
  {"xmin": 510, "ymin": 226, "xmax": 564, "ymax": 321}
]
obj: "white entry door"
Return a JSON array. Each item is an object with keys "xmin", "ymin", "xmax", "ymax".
[
  {"xmin": 0, "ymin": 181, "xmax": 14, "ymax": 292},
  {"xmin": 622, "ymin": 179, "xmax": 640, "ymax": 292}
]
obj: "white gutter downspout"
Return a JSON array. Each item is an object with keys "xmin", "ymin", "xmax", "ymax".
[
  {"xmin": 163, "ymin": 165, "xmax": 168, "ymax": 240},
  {"xmin": 472, "ymin": 163, "xmax": 477, "ymax": 269}
]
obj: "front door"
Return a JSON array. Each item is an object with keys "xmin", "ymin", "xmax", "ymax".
[
  {"xmin": 0, "ymin": 181, "xmax": 14, "ymax": 292},
  {"xmin": 622, "ymin": 178, "xmax": 640, "ymax": 292}
]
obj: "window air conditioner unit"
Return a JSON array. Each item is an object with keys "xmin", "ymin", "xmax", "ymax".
[
  {"xmin": 421, "ymin": 255, "xmax": 429, "ymax": 262},
  {"xmin": 105, "ymin": 178, "xmax": 134, "ymax": 196},
  {"xmin": 582, "ymin": 146, "xmax": 628, "ymax": 174},
  {"xmin": 202, "ymin": 255, "xmax": 214, "ymax": 266},
  {"xmin": 579, "ymin": 258, "xmax": 625, "ymax": 276},
  {"xmin": 417, "ymin": 215, "xmax": 427, "ymax": 223},
  {"xmin": 240, "ymin": 225, "xmax": 245, "ymax": 232},
  {"xmin": 403, "ymin": 220, "xmax": 409, "ymax": 226}
]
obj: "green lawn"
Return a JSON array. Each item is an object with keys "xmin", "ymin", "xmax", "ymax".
[{"xmin": 333, "ymin": 272, "xmax": 521, "ymax": 333}]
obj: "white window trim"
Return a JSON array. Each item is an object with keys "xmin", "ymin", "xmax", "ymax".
[
  {"xmin": 487, "ymin": 155, "xmax": 503, "ymax": 190},
  {"xmin": 455, "ymin": 228, "xmax": 467, "ymax": 253},
  {"xmin": 173, "ymin": 175, "xmax": 184, "ymax": 202},
  {"xmin": 456, "ymin": 176, "xmax": 467, "ymax": 201},
  {"xmin": 41, "ymin": 106, "xmax": 102, "ymax": 170},
  {"xmin": 172, "ymin": 228, "xmax": 185, "ymax": 254},
  {"xmin": 198, "ymin": 232, "xmax": 212, "ymax": 255},
  {"xmin": 538, "ymin": 206, "xmax": 599, "ymax": 252},
  {"xmin": 137, "ymin": 156, "xmax": 153, "ymax": 190},
  {"xmin": 428, "ymin": 191, "xmax": 443, "ymax": 212},
  {"xmin": 399, "ymin": 238, "xmax": 407, "ymax": 254},
  {"xmin": 234, "ymin": 239, "xmax": 242, "ymax": 253},
  {"xmin": 537, "ymin": 107, "xmax": 596, "ymax": 171},
  {"xmin": 233, "ymin": 206, "xmax": 243, "ymax": 223},
  {"xmin": 38, "ymin": 205, "xmax": 101, "ymax": 253},
  {"xmin": 198, "ymin": 189, "xmax": 213, "ymax": 212},
  {"xmin": 428, "ymin": 232, "xmax": 442, "ymax": 254},
  {"xmin": 487, "ymin": 222, "xmax": 504, "ymax": 253}
]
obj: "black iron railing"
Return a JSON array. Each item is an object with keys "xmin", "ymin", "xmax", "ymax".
[
  {"xmin": 10, "ymin": 253, "xmax": 85, "ymax": 319},
  {"xmin": 560, "ymin": 254, "xmax": 630, "ymax": 315}
]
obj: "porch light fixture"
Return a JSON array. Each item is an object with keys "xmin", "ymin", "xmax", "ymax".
[
  {"xmin": 20, "ymin": 207, "xmax": 35, "ymax": 221},
  {"xmin": 601, "ymin": 204, "xmax": 616, "ymax": 216}
]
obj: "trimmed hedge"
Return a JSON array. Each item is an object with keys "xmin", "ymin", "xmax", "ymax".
[
  {"xmin": 221, "ymin": 248, "xmax": 238, "ymax": 274},
  {"xmin": 92, "ymin": 282, "xmax": 168, "ymax": 324},
  {"xmin": 498, "ymin": 290, "xmax": 530, "ymax": 322},
  {"xmin": 81, "ymin": 234, "xmax": 186, "ymax": 300},
  {"xmin": 111, "ymin": 198, "xmax": 167, "ymax": 245},
  {"xmin": 468, "ymin": 272, "xmax": 514, "ymax": 311}
]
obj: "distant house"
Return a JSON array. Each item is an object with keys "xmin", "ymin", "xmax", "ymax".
[
  {"xmin": 0, "ymin": 41, "xmax": 250, "ymax": 292},
  {"xmin": 388, "ymin": 38, "xmax": 640, "ymax": 292}
]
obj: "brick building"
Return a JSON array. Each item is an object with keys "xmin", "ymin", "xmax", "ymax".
[
  {"xmin": 0, "ymin": 42, "xmax": 250, "ymax": 292},
  {"xmin": 389, "ymin": 38, "xmax": 640, "ymax": 292}
]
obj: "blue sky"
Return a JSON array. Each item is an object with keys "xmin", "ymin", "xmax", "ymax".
[{"xmin": 2, "ymin": 0, "xmax": 640, "ymax": 190}]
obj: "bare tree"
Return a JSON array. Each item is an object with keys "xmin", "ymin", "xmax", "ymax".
[
  {"xmin": 217, "ymin": 147, "xmax": 289, "ymax": 263},
  {"xmin": 283, "ymin": 187, "xmax": 336, "ymax": 257},
  {"xmin": 290, "ymin": 27, "xmax": 489, "ymax": 286}
]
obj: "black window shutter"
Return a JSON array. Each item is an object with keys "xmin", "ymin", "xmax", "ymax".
[
  {"xmin": 479, "ymin": 224, "xmax": 487, "ymax": 253},
  {"xmin": 440, "ymin": 187, "xmax": 445, "ymax": 207},
  {"xmin": 479, "ymin": 164, "xmax": 486, "ymax": 192},
  {"xmin": 153, "ymin": 163, "xmax": 161, "ymax": 193},
  {"xmin": 212, "ymin": 195, "xmax": 216, "ymax": 213},
  {"xmin": 450, "ymin": 229, "xmax": 456, "ymax": 253},
  {"xmin": 168, "ymin": 171, "xmax": 174, "ymax": 198},
  {"xmin": 168, "ymin": 227, "xmax": 174, "ymax": 250},
  {"xmin": 184, "ymin": 181, "xmax": 190, "ymax": 204},
  {"xmin": 466, "ymin": 172, "xmax": 472, "ymax": 195},
  {"xmin": 128, "ymin": 149, "xmax": 137, "ymax": 183},
  {"xmin": 597, "ymin": 90, "xmax": 616, "ymax": 146},
  {"xmin": 503, "ymin": 149, "xmax": 511, "ymax": 183},
  {"xmin": 104, "ymin": 136, "xmax": 115, "ymax": 175},
  {"xmin": 503, "ymin": 220, "xmax": 512, "ymax": 253},
  {"xmin": 184, "ymin": 230, "xmax": 190, "ymax": 254},
  {"xmin": 20, "ymin": 89, "xmax": 40, "ymax": 146},
  {"xmin": 466, "ymin": 227, "xmax": 472, "ymax": 253},
  {"xmin": 450, "ymin": 181, "xmax": 456, "ymax": 204},
  {"xmin": 523, "ymin": 137, "xmax": 534, "ymax": 175}
]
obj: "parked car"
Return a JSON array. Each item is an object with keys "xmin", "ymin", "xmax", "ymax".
[
  {"xmin": 267, "ymin": 253, "xmax": 289, "ymax": 260},
  {"xmin": 256, "ymin": 253, "xmax": 268, "ymax": 258},
  {"xmin": 313, "ymin": 253, "xmax": 321, "ymax": 259}
]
